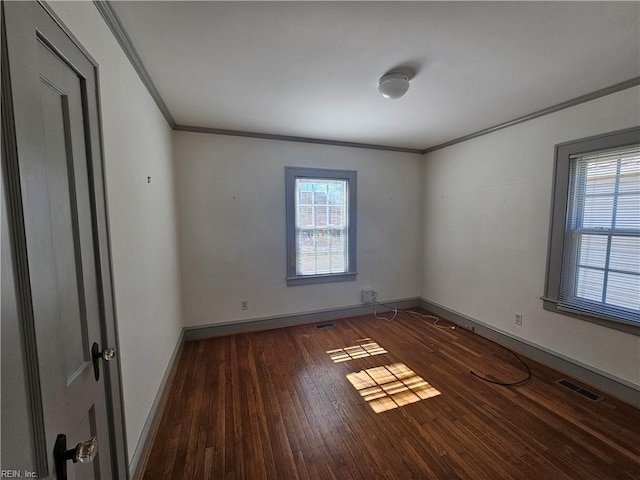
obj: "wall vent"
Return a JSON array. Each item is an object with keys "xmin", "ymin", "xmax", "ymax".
[
  {"xmin": 315, "ymin": 322, "xmax": 336, "ymax": 329},
  {"xmin": 555, "ymin": 379, "xmax": 604, "ymax": 402}
]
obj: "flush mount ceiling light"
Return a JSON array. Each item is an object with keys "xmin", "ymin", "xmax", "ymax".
[{"xmin": 378, "ymin": 72, "xmax": 410, "ymax": 100}]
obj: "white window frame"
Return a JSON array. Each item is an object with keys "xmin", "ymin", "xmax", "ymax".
[
  {"xmin": 543, "ymin": 127, "xmax": 640, "ymax": 335},
  {"xmin": 285, "ymin": 167, "xmax": 357, "ymax": 286}
]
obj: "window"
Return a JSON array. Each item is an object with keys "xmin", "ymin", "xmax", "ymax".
[
  {"xmin": 285, "ymin": 167, "xmax": 357, "ymax": 286},
  {"xmin": 544, "ymin": 127, "xmax": 640, "ymax": 334}
]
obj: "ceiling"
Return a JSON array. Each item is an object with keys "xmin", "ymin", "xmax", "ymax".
[{"xmin": 109, "ymin": 1, "xmax": 640, "ymax": 151}]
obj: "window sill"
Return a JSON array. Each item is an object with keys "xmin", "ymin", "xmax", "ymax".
[
  {"xmin": 541, "ymin": 297, "xmax": 640, "ymax": 336},
  {"xmin": 287, "ymin": 272, "xmax": 357, "ymax": 286}
]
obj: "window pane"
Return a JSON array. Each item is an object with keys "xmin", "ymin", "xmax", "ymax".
[
  {"xmin": 582, "ymin": 195, "xmax": 613, "ymax": 229},
  {"xmin": 298, "ymin": 230, "xmax": 314, "ymax": 253},
  {"xmin": 606, "ymin": 272, "xmax": 640, "ymax": 311},
  {"xmin": 585, "ymin": 160, "xmax": 617, "ymax": 195},
  {"xmin": 329, "ymin": 206, "xmax": 343, "ymax": 227},
  {"xmin": 330, "ymin": 253, "xmax": 345, "ymax": 273},
  {"xmin": 330, "ymin": 229, "xmax": 345, "ymax": 250},
  {"xmin": 328, "ymin": 184, "xmax": 343, "ymax": 205},
  {"xmin": 615, "ymin": 194, "xmax": 640, "ymax": 229},
  {"xmin": 619, "ymin": 158, "xmax": 640, "ymax": 193},
  {"xmin": 299, "ymin": 252, "xmax": 316, "ymax": 275},
  {"xmin": 315, "ymin": 230, "xmax": 329, "ymax": 249},
  {"xmin": 298, "ymin": 206, "xmax": 313, "ymax": 228},
  {"xmin": 315, "ymin": 206, "xmax": 328, "ymax": 227},
  {"xmin": 314, "ymin": 189, "xmax": 327, "ymax": 205},
  {"xmin": 609, "ymin": 236, "xmax": 640, "ymax": 274},
  {"xmin": 315, "ymin": 252, "xmax": 330, "ymax": 274},
  {"xmin": 299, "ymin": 191, "xmax": 312, "ymax": 205},
  {"xmin": 575, "ymin": 267, "xmax": 604, "ymax": 302},
  {"xmin": 578, "ymin": 234, "xmax": 607, "ymax": 268}
]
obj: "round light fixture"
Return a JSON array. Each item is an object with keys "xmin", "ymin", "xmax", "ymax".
[{"xmin": 378, "ymin": 72, "xmax": 410, "ymax": 99}]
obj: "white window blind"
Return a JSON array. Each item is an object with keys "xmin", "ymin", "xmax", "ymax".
[
  {"xmin": 295, "ymin": 178, "xmax": 348, "ymax": 275},
  {"xmin": 559, "ymin": 145, "xmax": 640, "ymax": 323}
]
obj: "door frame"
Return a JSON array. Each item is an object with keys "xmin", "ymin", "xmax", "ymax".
[{"xmin": 1, "ymin": 1, "xmax": 128, "ymax": 478}]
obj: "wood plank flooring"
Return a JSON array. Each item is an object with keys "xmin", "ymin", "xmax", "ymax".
[{"xmin": 142, "ymin": 310, "xmax": 640, "ymax": 479}]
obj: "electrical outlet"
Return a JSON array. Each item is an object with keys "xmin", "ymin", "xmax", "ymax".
[
  {"xmin": 515, "ymin": 314, "xmax": 523, "ymax": 325},
  {"xmin": 464, "ymin": 324, "xmax": 475, "ymax": 332},
  {"xmin": 361, "ymin": 289, "xmax": 377, "ymax": 303},
  {"xmin": 241, "ymin": 300, "xmax": 248, "ymax": 310}
]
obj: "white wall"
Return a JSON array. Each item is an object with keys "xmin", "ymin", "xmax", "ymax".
[
  {"xmin": 48, "ymin": 2, "xmax": 183, "ymax": 463},
  {"xmin": 421, "ymin": 86, "xmax": 640, "ymax": 387},
  {"xmin": 174, "ymin": 132, "xmax": 422, "ymax": 326}
]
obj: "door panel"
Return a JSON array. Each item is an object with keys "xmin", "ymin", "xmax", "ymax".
[
  {"xmin": 34, "ymin": 39, "xmax": 110, "ymax": 479},
  {"xmin": 38, "ymin": 51, "xmax": 89, "ymax": 383},
  {"xmin": 3, "ymin": 2, "xmax": 125, "ymax": 478}
]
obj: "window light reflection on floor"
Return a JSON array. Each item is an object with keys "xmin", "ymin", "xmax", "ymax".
[
  {"xmin": 346, "ymin": 363, "xmax": 441, "ymax": 413},
  {"xmin": 327, "ymin": 338, "xmax": 387, "ymax": 363}
]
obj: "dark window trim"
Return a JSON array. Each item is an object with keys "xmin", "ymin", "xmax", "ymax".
[
  {"xmin": 285, "ymin": 167, "xmax": 357, "ymax": 286},
  {"xmin": 543, "ymin": 126, "xmax": 640, "ymax": 336}
]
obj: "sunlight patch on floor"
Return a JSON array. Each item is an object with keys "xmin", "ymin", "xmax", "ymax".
[
  {"xmin": 346, "ymin": 363, "xmax": 441, "ymax": 413},
  {"xmin": 327, "ymin": 338, "xmax": 387, "ymax": 363}
]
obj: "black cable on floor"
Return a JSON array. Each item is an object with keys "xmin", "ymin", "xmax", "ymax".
[
  {"xmin": 380, "ymin": 305, "xmax": 531, "ymax": 385},
  {"xmin": 469, "ymin": 334, "xmax": 532, "ymax": 386}
]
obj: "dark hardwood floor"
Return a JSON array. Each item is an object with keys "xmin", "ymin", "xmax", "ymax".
[{"xmin": 142, "ymin": 310, "xmax": 640, "ymax": 479}]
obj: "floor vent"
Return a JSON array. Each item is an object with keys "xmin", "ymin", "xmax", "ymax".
[
  {"xmin": 315, "ymin": 322, "xmax": 336, "ymax": 329},
  {"xmin": 555, "ymin": 379, "xmax": 604, "ymax": 402}
]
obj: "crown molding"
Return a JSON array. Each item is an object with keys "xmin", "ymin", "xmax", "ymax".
[
  {"xmin": 173, "ymin": 124, "xmax": 423, "ymax": 154},
  {"xmin": 422, "ymin": 77, "xmax": 640, "ymax": 154},
  {"xmin": 93, "ymin": 0, "xmax": 176, "ymax": 128}
]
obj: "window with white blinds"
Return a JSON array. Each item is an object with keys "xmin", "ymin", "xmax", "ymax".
[
  {"xmin": 285, "ymin": 167, "xmax": 357, "ymax": 286},
  {"xmin": 560, "ymin": 146, "xmax": 640, "ymax": 323},
  {"xmin": 544, "ymin": 127, "xmax": 640, "ymax": 334},
  {"xmin": 295, "ymin": 178, "xmax": 349, "ymax": 276}
]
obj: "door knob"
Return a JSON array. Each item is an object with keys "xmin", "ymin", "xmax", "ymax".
[
  {"xmin": 91, "ymin": 342, "xmax": 117, "ymax": 381},
  {"xmin": 54, "ymin": 434, "xmax": 97, "ymax": 480}
]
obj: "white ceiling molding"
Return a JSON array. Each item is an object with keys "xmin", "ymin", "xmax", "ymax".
[
  {"xmin": 423, "ymin": 77, "xmax": 640, "ymax": 154},
  {"xmin": 93, "ymin": 0, "xmax": 176, "ymax": 128}
]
